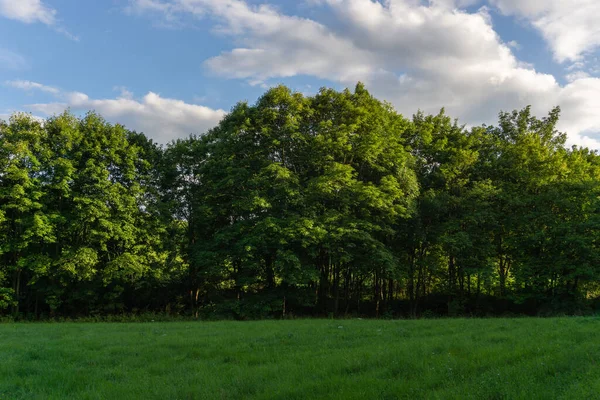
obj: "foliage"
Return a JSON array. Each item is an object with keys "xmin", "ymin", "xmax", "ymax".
[{"xmin": 1, "ymin": 84, "xmax": 600, "ymax": 318}]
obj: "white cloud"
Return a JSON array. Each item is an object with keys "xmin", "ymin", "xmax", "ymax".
[
  {"xmin": 565, "ymin": 71, "xmax": 590, "ymax": 83},
  {"xmin": 0, "ymin": 48, "xmax": 28, "ymax": 70},
  {"xmin": 125, "ymin": 0, "xmax": 190, "ymax": 28},
  {"xmin": 129, "ymin": 0, "xmax": 375, "ymax": 83},
  {"xmin": 489, "ymin": 0, "xmax": 600, "ymax": 63},
  {"xmin": 506, "ymin": 40, "xmax": 520, "ymax": 50},
  {"xmin": 113, "ymin": 86, "xmax": 134, "ymax": 100},
  {"xmin": 6, "ymin": 79, "xmax": 60, "ymax": 94},
  {"xmin": 0, "ymin": 0, "xmax": 56, "ymax": 24},
  {"xmin": 555, "ymin": 78, "xmax": 600, "ymax": 143},
  {"xmin": 0, "ymin": 0, "xmax": 77, "ymax": 40},
  {"xmin": 9, "ymin": 81, "xmax": 226, "ymax": 142},
  {"xmin": 567, "ymin": 62, "xmax": 587, "ymax": 72},
  {"xmin": 129, "ymin": 0, "xmax": 600, "ymax": 148}
]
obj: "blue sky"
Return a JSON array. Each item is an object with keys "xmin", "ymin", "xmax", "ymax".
[{"xmin": 1, "ymin": 0, "xmax": 600, "ymax": 147}]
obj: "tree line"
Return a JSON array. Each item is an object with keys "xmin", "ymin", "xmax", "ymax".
[{"xmin": 2, "ymin": 83, "xmax": 600, "ymax": 319}]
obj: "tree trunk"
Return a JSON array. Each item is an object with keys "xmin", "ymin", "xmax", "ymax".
[
  {"xmin": 282, "ymin": 295, "xmax": 286, "ymax": 319},
  {"xmin": 12, "ymin": 268, "xmax": 21, "ymax": 317},
  {"xmin": 344, "ymin": 269, "xmax": 351, "ymax": 315},
  {"xmin": 265, "ymin": 253, "xmax": 275, "ymax": 289},
  {"xmin": 317, "ymin": 249, "xmax": 329, "ymax": 313},
  {"xmin": 333, "ymin": 264, "xmax": 340, "ymax": 316},
  {"xmin": 408, "ymin": 252, "xmax": 416, "ymax": 318},
  {"xmin": 467, "ymin": 273, "xmax": 471, "ymax": 297}
]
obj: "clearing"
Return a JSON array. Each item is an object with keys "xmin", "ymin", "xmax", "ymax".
[{"xmin": 1, "ymin": 318, "xmax": 599, "ymax": 399}]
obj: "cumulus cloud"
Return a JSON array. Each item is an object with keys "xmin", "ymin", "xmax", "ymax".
[
  {"xmin": 9, "ymin": 81, "xmax": 226, "ymax": 142},
  {"xmin": 489, "ymin": 0, "xmax": 600, "ymax": 63},
  {"xmin": 127, "ymin": 0, "xmax": 600, "ymax": 148},
  {"xmin": 0, "ymin": 0, "xmax": 77, "ymax": 40},
  {"xmin": 130, "ymin": 0, "xmax": 374, "ymax": 82}
]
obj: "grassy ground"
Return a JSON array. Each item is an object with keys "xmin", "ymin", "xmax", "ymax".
[{"xmin": 0, "ymin": 318, "xmax": 599, "ymax": 399}]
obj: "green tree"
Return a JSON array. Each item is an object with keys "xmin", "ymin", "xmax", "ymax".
[{"xmin": 0, "ymin": 114, "xmax": 54, "ymax": 316}]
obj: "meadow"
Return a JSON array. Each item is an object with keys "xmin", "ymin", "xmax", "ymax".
[{"xmin": 1, "ymin": 318, "xmax": 599, "ymax": 399}]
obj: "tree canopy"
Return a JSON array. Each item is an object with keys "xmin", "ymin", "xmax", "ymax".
[{"xmin": 2, "ymin": 84, "xmax": 600, "ymax": 319}]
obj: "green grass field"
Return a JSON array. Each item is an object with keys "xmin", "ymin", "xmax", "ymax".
[{"xmin": 1, "ymin": 318, "xmax": 599, "ymax": 399}]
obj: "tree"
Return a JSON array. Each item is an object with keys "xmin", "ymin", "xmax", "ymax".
[
  {"xmin": 0, "ymin": 114, "xmax": 53, "ymax": 316},
  {"xmin": 2, "ymin": 86, "xmax": 600, "ymax": 319}
]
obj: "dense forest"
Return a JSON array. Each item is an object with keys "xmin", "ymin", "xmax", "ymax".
[{"xmin": 2, "ymin": 83, "xmax": 600, "ymax": 319}]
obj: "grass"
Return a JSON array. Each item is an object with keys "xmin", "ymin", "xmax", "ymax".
[{"xmin": 0, "ymin": 318, "xmax": 599, "ymax": 399}]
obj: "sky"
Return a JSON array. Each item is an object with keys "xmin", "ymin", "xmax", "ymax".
[{"xmin": 1, "ymin": 0, "xmax": 600, "ymax": 148}]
